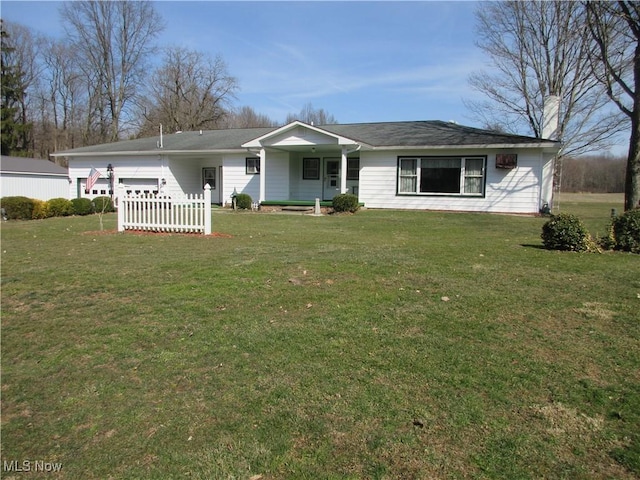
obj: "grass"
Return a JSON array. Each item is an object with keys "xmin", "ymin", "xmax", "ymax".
[
  {"xmin": 555, "ymin": 192, "xmax": 624, "ymax": 236},
  {"xmin": 1, "ymin": 194, "xmax": 639, "ymax": 479}
]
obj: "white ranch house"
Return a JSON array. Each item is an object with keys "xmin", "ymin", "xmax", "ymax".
[{"xmin": 52, "ymin": 120, "xmax": 560, "ymax": 214}]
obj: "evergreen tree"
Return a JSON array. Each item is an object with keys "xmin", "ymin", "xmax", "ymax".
[{"xmin": 1, "ymin": 20, "xmax": 31, "ymax": 156}]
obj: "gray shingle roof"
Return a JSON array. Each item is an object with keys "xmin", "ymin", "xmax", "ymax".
[
  {"xmin": 322, "ymin": 121, "xmax": 554, "ymax": 147},
  {"xmin": 51, "ymin": 121, "xmax": 557, "ymax": 156},
  {"xmin": 52, "ymin": 127, "xmax": 277, "ymax": 155},
  {"xmin": 1, "ymin": 155, "xmax": 68, "ymax": 175}
]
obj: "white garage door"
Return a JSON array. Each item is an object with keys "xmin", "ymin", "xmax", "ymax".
[
  {"xmin": 119, "ymin": 178, "xmax": 159, "ymax": 195},
  {"xmin": 81, "ymin": 178, "xmax": 110, "ymax": 197}
]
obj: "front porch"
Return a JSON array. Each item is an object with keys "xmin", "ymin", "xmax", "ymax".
[{"xmin": 241, "ymin": 121, "xmax": 362, "ymax": 204}]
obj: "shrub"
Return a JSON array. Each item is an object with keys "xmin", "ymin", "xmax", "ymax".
[
  {"xmin": 235, "ymin": 193, "xmax": 253, "ymax": 210},
  {"xmin": 541, "ymin": 213, "xmax": 591, "ymax": 252},
  {"xmin": 47, "ymin": 198, "xmax": 74, "ymax": 217},
  {"xmin": 93, "ymin": 196, "xmax": 114, "ymax": 213},
  {"xmin": 611, "ymin": 208, "xmax": 640, "ymax": 253},
  {"xmin": 0, "ymin": 196, "xmax": 35, "ymax": 220},
  {"xmin": 332, "ymin": 193, "xmax": 360, "ymax": 213},
  {"xmin": 71, "ymin": 197, "xmax": 94, "ymax": 216},
  {"xmin": 32, "ymin": 200, "xmax": 52, "ymax": 219},
  {"xmin": 599, "ymin": 223, "xmax": 616, "ymax": 251}
]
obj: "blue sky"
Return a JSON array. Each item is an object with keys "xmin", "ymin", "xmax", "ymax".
[{"xmin": 2, "ymin": 0, "xmax": 487, "ymax": 126}]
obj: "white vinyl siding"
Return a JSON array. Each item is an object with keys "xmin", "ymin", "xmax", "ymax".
[
  {"xmin": 359, "ymin": 150, "xmax": 547, "ymax": 214},
  {"xmin": 1, "ymin": 173, "xmax": 69, "ymax": 200},
  {"xmin": 223, "ymin": 154, "xmax": 260, "ymax": 204},
  {"xmin": 265, "ymin": 152, "xmax": 289, "ymax": 200}
]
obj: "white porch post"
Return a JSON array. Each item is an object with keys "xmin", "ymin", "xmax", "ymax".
[
  {"xmin": 340, "ymin": 146, "xmax": 348, "ymax": 194},
  {"xmin": 259, "ymin": 148, "xmax": 266, "ymax": 203}
]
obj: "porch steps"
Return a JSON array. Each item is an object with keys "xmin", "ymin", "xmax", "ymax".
[
  {"xmin": 260, "ymin": 200, "xmax": 334, "ymax": 207},
  {"xmin": 281, "ymin": 206, "xmax": 314, "ymax": 212}
]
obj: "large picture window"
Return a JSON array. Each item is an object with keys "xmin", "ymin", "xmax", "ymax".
[{"xmin": 398, "ymin": 156, "xmax": 485, "ymax": 196}]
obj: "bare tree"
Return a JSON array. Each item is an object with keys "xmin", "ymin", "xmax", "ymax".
[
  {"xmin": 466, "ymin": 1, "xmax": 625, "ymax": 157},
  {"xmin": 285, "ymin": 102, "xmax": 338, "ymax": 125},
  {"xmin": 586, "ymin": 1, "xmax": 640, "ymax": 210},
  {"xmin": 60, "ymin": 0, "xmax": 164, "ymax": 143},
  {"xmin": 37, "ymin": 39, "xmax": 86, "ymax": 156},
  {"xmin": 138, "ymin": 47, "xmax": 237, "ymax": 136},
  {"xmin": 222, "ymin": 106, "xmax": 278, "ymax": 129}
]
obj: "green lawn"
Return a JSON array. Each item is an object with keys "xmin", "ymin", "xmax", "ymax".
[{"xmin": 1, "ymin": 197, "xmax": 639, "ymax": 479}]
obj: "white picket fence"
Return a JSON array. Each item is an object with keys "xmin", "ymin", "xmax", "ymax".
[{"xmin": 117, "ymin": 184, "xmax": 211, "ymax": 234}]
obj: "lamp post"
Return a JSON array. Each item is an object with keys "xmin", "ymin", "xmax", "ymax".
[{"xmin": 107, "ymin": 164, "xmax": 114, "ymax": 201}]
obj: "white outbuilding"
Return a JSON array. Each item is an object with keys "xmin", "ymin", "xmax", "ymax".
[{"xmin": 1, "ymin": 155, "xmax": 70, "ymax": 200}]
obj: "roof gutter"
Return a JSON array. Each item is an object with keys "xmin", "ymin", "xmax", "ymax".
[
  {"xmin": 1, "ymin": 170, "xmax": 68, "ymax": 177},
  {"xmin": 369, "ymin": 142, "xmax": 561, "ymax": 152},
  {"xmin": 50, "ymin": 148, "xmax": 248, "ymax": 158}
]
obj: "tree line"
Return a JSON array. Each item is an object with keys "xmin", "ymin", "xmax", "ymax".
[
  {"xmin": 560, "ymin": 155, "xmax": 626, "ymax": 193},
  {"xmin": 0, "ymin": 1, "xmax": 336, "ymax": 163}
]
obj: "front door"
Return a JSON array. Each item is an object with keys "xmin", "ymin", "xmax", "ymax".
[{"xmin": 323, "ymin": 159, "xmax": 340, "ymax": 200}]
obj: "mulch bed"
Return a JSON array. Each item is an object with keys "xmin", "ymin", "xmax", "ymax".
[{"xmin": 83, "ymin": 229, "xmax": 233, "ymax": 238}]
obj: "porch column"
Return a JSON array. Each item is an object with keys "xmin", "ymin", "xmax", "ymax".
[
  {"xmin": 259, "ymin": 148, "xmax": 266, "ymax": 203},
  {"xmin": 340, "ymin": 146, "xmax": 348, "ymax": 194}
]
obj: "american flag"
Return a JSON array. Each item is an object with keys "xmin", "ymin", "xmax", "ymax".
[{"xmin": 85, "ymin": 167, "xmax": 101, "ymax": 194}]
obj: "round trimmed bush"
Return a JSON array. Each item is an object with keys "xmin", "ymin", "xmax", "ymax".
[
  {"xmin": 71, "ymin": 197, "xmax": 94, "ymax": 216},
  {"xmin": 332, "ymin": 193, "xmax": 360, "ymax": 213},
  {"xmin": 47, "ymin": 198, "xmax": 74, "ymax": 217},
  {"xmin": 541, "ymin": 213, "xmax": 590, "ymax": 251},
  {"xmin": 0, "ymin": 196, "xmax": 35, "ymax": 220},
  {"xmin": 235, "ymin": 193, "xmax": 252, "ymax": 210},
  {"xmin": 93, "ymin": 196, "xmax": 114, "ymax": 213},
  {"xmin": 611, "ymin": 208, "xmax": 640, "ymax": 253}
]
